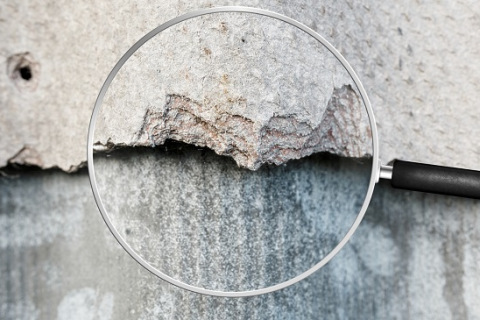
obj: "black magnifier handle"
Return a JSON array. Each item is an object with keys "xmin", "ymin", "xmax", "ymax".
[{"xmin": 380, "ymin": 160, "xmax": 480, "ymax": 199}]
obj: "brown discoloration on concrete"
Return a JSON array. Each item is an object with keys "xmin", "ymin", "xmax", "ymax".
[{"xmin": 97, "ymin": 85, "xmax": 370, "ymax": 170}]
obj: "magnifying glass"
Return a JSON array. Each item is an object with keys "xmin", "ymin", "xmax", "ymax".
[{"xmin": 87, "ymin": 6, "xmax": 480, "ymax": 297}]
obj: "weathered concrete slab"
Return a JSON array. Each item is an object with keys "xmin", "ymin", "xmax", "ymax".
[
  {"xmin": 96, "ymin": 85, "xmax": 370, "ymax": 170},
  {"xmin": 1, "ymin": 152, "xmax": 479, "ymax": 319},
  {"xmin": 2, "ymin": 0, "xmax": 480, "ymax": 170},
  {"xmin": 93, "ymin": 11, "xmax": 371, "ymax": 170},
  {"xmin": 2, "ymin": 1, "xmax": 480, "ymax": 319},
  {"xmin": 93, "ymin": 144, "xmax": 371, "ymax": 291}
]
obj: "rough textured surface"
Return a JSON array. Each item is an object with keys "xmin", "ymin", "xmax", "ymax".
[
  {"xmin": 1, "ymin": 153, "xmax": 480, "ymax": 319},
  {"xmin": 98, "ymin": 86, "xmax": 370, "ymax": 170},
  {"xmin": 94, "ymin": 11, "xmax": 369, "ymax": 170},
  {"xmin": 94, "ymin": 144, "xmax": 370, "ymax": 291},
  {"xmin": 2, "ymin": 1, "xmax": 480, "ymax": 319},
  {"xmin": 2, "ymin": 0, "xmax": 480, "ymax": 170}
]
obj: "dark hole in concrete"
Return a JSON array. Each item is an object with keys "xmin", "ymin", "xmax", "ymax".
[
  {"xmin": 7, "ymin": 52, "xmax": 39, "ymax": 91},
  {"xmin": 19, "ymin": 66, "xmax": 32, "ymax": 81}
]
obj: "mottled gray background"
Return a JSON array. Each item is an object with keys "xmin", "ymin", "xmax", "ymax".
[
  {"xmin": 2, "ymin": 0, "xmax": 480, "ymax": 319},
  {"xmin": 2, "ymin": 159, "xmax": 479, "ymax": 319},
  {"xmin": 93, "ymin": 145, "xmax": 371, "ymax": 293}
]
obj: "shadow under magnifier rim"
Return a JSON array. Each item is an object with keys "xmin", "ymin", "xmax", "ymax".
[{"xmin": 87, "ymin": 6, "xmax": 380, "ymax": 297}]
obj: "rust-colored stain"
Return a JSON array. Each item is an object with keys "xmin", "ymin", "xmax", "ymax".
[
  {"xmin": 221, "ymin": 74, "xmax": 229, "ymax": 84},
  {"xmin": 219, "ymin": 21, "xmax": 228, "ymax": 34},
  {"xmin": 203, "ymin": 47, "xmax": 212, "ymax": 56},
  {"xmin": 128, "ymin": 86, "xmax": 371, "ymax": 171}
]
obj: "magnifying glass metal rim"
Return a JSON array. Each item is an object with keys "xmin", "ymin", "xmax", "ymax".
[{"xmin": 87, "ymin": 6, "xmax": 380, "ymax": 297}]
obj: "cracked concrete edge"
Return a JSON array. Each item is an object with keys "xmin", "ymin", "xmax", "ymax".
[
  {"xmin": 3, "ymin": 145, "xmax": 86, "ymax": 173},
  {"xmin": 1, "ymin": 3, "xmax": 370, "ymax": 173},
  {"xmin": 2, "ymin": 86, "xmax": 370, "ymax": 173},
  {"xmin": 93, "ymin": 85, "xmax": 371, "ymax": 171},
  {"xmin": 3, "ymin": 1, "xmax": 480, "ymax": 174}
]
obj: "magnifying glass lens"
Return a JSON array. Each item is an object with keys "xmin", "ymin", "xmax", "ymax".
[{"xmin": 92, "ymin": 12, "xmax": 374, "ymax": 292}]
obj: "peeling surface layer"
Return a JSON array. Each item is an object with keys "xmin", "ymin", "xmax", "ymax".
[
  {"xmin": 2, "ymin": 2, "xmax": 480, "ymax": 319},
  {"xmin": 94, "ymin": 11, "xmax": 365, "ymax": 169},
  {"xmin": 3, "ymin": 0, "xmax": 480, "ymax": 170},
  {"xmin": 96, "ymin": 85, "xmax": 370, "ymax": 170}
]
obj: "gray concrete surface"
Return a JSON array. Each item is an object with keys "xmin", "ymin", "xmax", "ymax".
[
  {"xmin": 2, "ymin": 0, "xmax": 480, "ymax": 319},
  {"xmin": 93, "ymin": 144, "xmax": 371, "ymax": 292},
  {"xmin": 2, "ymin": 0, "xmax": 480, "ymax": 171},
  {"xmin": 93, "ymin": 12, "xmax": 371, "ymax": 169},
  {"xmin": 1, "ymin": 148, "xmax": 479, "ymax": 319}
]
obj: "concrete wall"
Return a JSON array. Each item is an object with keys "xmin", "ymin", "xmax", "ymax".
[
  {"xmin": 2, "ymin": 155, "xmax": 480, "ymax": 319},
  {"xmin": 2, "ymin": 0, "xmax": 480, "ymax": 319}
]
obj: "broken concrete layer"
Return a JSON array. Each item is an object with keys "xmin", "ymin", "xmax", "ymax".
[
  {"xmin": 3, "ymin": 1, "xmax": 479, "ymax": 172},
  {"xmin": 92, "ymin": 11, "xmax": 370, "ymax": 171},
  {"xmin": 95, "ymin": 85, "xmax": 371, "ymax": 170},
  {"xmin": 1, "ymin": 5, "xmax": 371, "ymax": 172}
]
